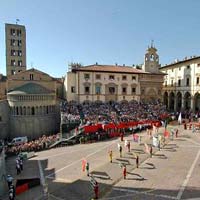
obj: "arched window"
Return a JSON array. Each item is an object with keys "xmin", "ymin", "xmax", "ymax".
[
  {"xmin": 31, "ymin": 107, "xmax": 35, "ymax": 115},
  {"xmin": 16, "ymin": 107, "xmax": 19, "ymax": 115},
  {"xmin": 23, "ymin": 107, "xmax": 26, "ymax": 115}
]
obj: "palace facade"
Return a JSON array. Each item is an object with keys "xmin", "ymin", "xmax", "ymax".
[
  {"xmin": 160, "ymin": 56, "xmax": 200, "ymax": 112},
  {"xmin": 65, "ymin": 46, "xmax": 165, "ymax": 103}
]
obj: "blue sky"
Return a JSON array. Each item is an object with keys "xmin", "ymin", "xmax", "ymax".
[{"xmin": 0, "ymin": 0, "xmax": 200, "ymax": 77}]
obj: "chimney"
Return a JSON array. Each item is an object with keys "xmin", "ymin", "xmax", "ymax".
[
  {"xmin": 95, "ymin": 62, "xmax": 98, "ymax": 65},
  {"xmin": 123, "ymin": 64, "xmax": 125, "ymax": 67},
  {"xmin": 115, "ymin": 63, "xmax": 118, "ymax": 66}
]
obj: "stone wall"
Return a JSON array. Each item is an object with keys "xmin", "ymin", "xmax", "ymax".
[
  {"xmin": 10, "ymin": 113, "xmax": 59, "ymax": 140},
  {"xmin": 0, "ymin": 100, "xmax": 10, "ymax": 139}
]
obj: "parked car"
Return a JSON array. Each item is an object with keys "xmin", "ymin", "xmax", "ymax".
[{"xmin": 9, "ymin": 136, "xmax": 28, "ymax": 146}]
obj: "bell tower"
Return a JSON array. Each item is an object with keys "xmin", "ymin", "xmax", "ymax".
[{"xmin": 142, "ymin": 41, "xmax": 160, "ymax": 73}]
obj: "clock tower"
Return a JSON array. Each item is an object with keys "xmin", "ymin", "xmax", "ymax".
[{"xmin": 142, "ymin": 41, "xmax": 161, "ymax": 73}]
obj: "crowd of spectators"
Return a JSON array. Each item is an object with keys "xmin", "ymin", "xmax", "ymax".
[
  {"xmin": 5, "ymin": 134, "xmax": 59, "ymax": 155},
  {"xmin": 5, "ymin": 100, "xmax": 169, "ymax": 155},
  {"xmin": 60, "ymin": 100, "xmax": 169, "ymax": 126}
]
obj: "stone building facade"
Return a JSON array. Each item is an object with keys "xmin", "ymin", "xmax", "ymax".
[
  {"xmin": 5, "ymin": 23, "xmax": 26, "ymax": 76},
  {"xmin": 65, "ymin": 46, "xmax": 165, "ymax": 103},
  {"xmin": 0, "ymin": 68, "xmax": 60, "ymax": 140},
  {"xmin": 160, "ymin": 56, "xmax": 200, "ymax": 112}
]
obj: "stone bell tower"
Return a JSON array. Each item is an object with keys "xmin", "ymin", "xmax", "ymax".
[{"xmin": 142, "ymin": 41, "xmax": 161, "ymax": 73}]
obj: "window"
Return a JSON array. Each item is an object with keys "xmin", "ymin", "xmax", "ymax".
[
  {"xmin": 197, "ymin": 77, "xmax": 199, "ymax": 85},
  {"xmin": 85, "ymin": 86, "xmax": 90, "ymax": 94},
  {"xmin": 18, "ymin": 60, "xmax": 22, "ymax": 66},
  {"xmin": 132, "ymin": 88, "xmax": 136, "ymax": 93},
  {"xmin": 132, "ymin": 76, "xmax": 136, "ymax": 80},
  {"xmin": 84, "ymin": 74, "xmax": 90, "ymax": 79},
  {"xmin": 10, "ymin": 39, "xmax": 16, "ymax": 46},
  {"xmin": 179, "ymin": 67, "xmax": 181, "ymax": 71},
  {"xmin": 11, "ymin": 70, "xmax": 16, "ymax": 75},
  {"xmin": 178, "ymin": 79, "xmax": 181, "ymax": 87},
  {"xmin": 122, "ymin": 75, "xmax": 127, "ymax": 80},
  {"xmin": 96, "ymin": 74, "xmax": 101, "ymax": 80},
  {"xmin": 141, "ymin": 89, "xmax": 145, "ymax": 94},
  {"xmin": 172, "ymin": 69, "xmax": 174, "ymax": 72},
  {"xmin": 122, "ymin": 87, "xmax": 127, "ymax": 94},
  {"xmin": 187, "ymin": 65, "xmax": 190, "ymax": 69},
  {"xmin": 109, "ymin": 75, "xmax": 115, "ymax": 80},
  {"xmin": 186, "ymin": 78, "xmax": 190, "ymax": 86},
  {"xmin": 10, "ymin": 29, "xmax": 16, "ymax": 36},
  {"xmin": 18, "ymin": 50, "xmax": 22, "ymax": 56},
  {"xmin": 171, "ymin": 80, "xmax": 173, "ymax": 86},
  {"xmin": 71, "ymin": 86, "xmax": 75, "ymax": 93},
  {"xmin": 165, "ymin": 81, "xmax": 167, "ymax": 86},
  {"xmin": 109, "ymin": 87, "xmax": 115, "ymax": 94},
  {"xmin": 95, "ymin": 86, "xmax": 101, "ymax": 94},
  {"xmin": 30, "ymin": 74, "xmax": 34, "ymax": 80},
  {"xmin": 11, "ymin": 50, "xmax": 16, "ymax": 56},
  {"xmin": 11, "ymin": 60, "xmax": 16, "ymax": 66},
  {"xmin": 0, "ymin": 116, "xmax": 2, "ymax": 122},
  {"xmin": 17, "ymin": 29, "xmax": 21, "ymax": 36},
  {"xmin": 18, "ymin": 40, "xmax": 22, "ymax": 46},
  {"xmin": 150, "ymin": 54, "xmax": 154, "ymax": 61}
]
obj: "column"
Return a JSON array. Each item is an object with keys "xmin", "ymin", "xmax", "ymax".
[{"xmin": 191, "ymin": 96, "xmax": 194, "ymax": 112}]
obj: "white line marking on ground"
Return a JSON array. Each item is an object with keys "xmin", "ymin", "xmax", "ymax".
[
  {"xmin": 37, "ymin": 144, "xmax": 100, "ymax": 160},
  {"xmin": 49, "ymin": 194, "xmax": 65, "ymax": 200},
  {"xmin": 46, "ymin": 140, "xmax": 117, "ymax": 178},
  {"xmin": 177, "ymin": 149, "xmax": 200, "ymax": 200},
  {"xmin": 178, "ymin": 145, "xmax": 200, "ymax": 148},
  {"xmin": 184, "ymin": 138, "xmax": 200, "ymax": 146},
  {"xmin": 102, "ymin": 188, "xmax": 178, "ymax": 200}
]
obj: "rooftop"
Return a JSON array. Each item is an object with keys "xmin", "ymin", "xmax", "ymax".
[
  {"xmin": 161, "ymin": 56, "xmax": 200, "ymax": 69},
  {"xmin": 8, "ymin": 83, "xmax": 54, "ymax": 95},
  {"xmin": 71, "ymin": 64, "xmax": 148, "ymax": 74}
]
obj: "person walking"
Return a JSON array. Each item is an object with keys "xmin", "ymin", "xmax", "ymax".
[
  {"xmin": 136, "ymin": 155, "xmax": 139, "ymax": 168},
  {"xmin": 149, "ymin": 146, "xmax": 153, "ymax": 158},
  {"xmin": 109, "ymin": 150, "xmax": 113, "ymax": 163},
  {"xmin": 94, "ymin": 181, "xmax": 99, "ymax": 199},
  {"xmin": 123, "ymin": 165, "xmax": 127, "ymax": 179},
  {"xmin": 119, "ymin": 145, "xmax": 122, "ymax": 158},
  {"xmin": 120, "ymin": 133, "xmax": 124, "ymax": 142},
  {"xmin": 127, "ymin": 141, "xmax": 130, "ymax": 152},
  {"xmin": 175, "ymin": 129, "xmax": 178, "ymax": 138},
  {"xmin": 158, "ymin": 140, "xmax": 161, "ymax": 151},
  {"xmin": 6, "ymin": 175, "xmax": 13, "ymax": 189},
  {"xmin": 86, "ymin": 162, "xmax": 90, "ymax": 176},
  {"xmin": 19, "ymin": 158, "xmax": 23, "ymax": 171},
  {"xmin": 16, "ymin": 162, "xmax": 21, "ymax": 175}
]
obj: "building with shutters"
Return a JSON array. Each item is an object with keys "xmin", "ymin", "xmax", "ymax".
[{"xmin": 64, "ymin": 45, "xmax": 165, "ymax": 103}]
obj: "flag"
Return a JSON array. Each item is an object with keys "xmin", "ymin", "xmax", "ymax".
[
  {"xmin": 178, "ymin": 112, "xmax": 182, "ymax": 124},
  {"xmin": 82, "ymin": 159, "xmax": 86, "ymax": 172},
  {"xmin": 133, "ymin": 134, "xmax": 139, "ymax": 142},
  {"xmin": 153, "ymin": 136, "xmax": 158, "ymax": 147},
  {"xmin": 164, "ymin": 130, "xmax": 170, "ymax": 138}
]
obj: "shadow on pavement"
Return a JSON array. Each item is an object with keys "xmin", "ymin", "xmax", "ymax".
[
  {"xmin": 153, "ymin": 154, "xmax": 167, "ymax": 159},
  {"xmin": 91, "ymin": 171, "xmax": 111, "ymax": 180}
]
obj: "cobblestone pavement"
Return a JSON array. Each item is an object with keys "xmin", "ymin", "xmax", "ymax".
[{"xmin": 4, "ymin": 124, "xmax": 200, "ymax": 200}]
